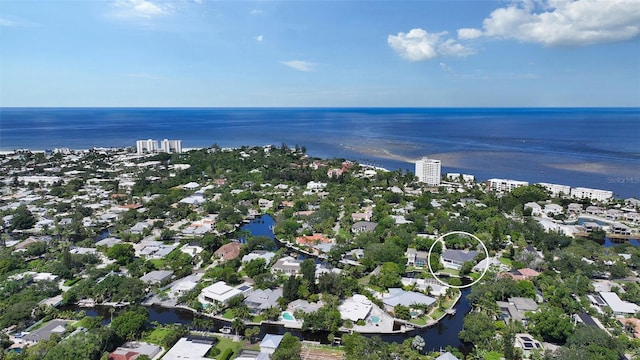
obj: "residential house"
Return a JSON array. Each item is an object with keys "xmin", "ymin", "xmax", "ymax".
[
  {"xmin": 406, "ymin": 248, "xmax": 429, "ymax": 267},
  {"xmin": 198, "ymin": 281, "xmax": 253, "ymax": 306},
  {"xmin": 21, "ymin": 319, "xmax": 72, "ymax": 345},
  {"xmin": 543, "ymin": 203, "xmax": 563, "ymax": 216},
  {"xmin": 382, "ymin": 288, "xmax": 436, "ymax": 312},
  {"xmin": 496, "ymin": 297, "xmax": 538, "ymax": 325},
  {"xmin": 351, "ymin": 221, "xmax": 377, "ymax": 234},
  {"xmin": 514, "ymin": 333, "xmax": 543, "ymax": 357},
  {"xmin": 599, "ymin": 291, "xmax": 640, "ymax": 316},
  {"xmin": 435, "ymin": 352, "xmax": 460, "ymax": 360},
  {"xmin": 214, "ymin": 242, "xmax": 242, "ymax": 261},
  {"xmin": 338, "ymin": 294, "xmax": 373, "ymax": 322},
  {"xmin": 242, "ymin": 250, "xmax": 276, "ymax": 264},
  {"xmin": 567, "ymin": 203, "xmax": 583, "ymax": 213},
  {"xmin": 139, "ymin": 270, "xmax": 173, "ymax": 285},
  {"xmin": 243, "ymin": 288, "xmax": 283, "ymax": 314},
  {"xmin": 440, "ymin": 249, "xmax": 478, "ymax": 270},
  {"xmin": 129, "ymin": 222, "xmax": 150, "ymax": 234},
  {"xmin": 524, "ymin": 202, "xmax": 542, "ymax": 216},
  {"xmin": 162, "ymin": 336, "xmax": 216, "ymax": 360},
  {"xmin": 109, "ymin": 342, "xmax": 161, "ymax": 360},
  {"xmin": 271, "ymin": 256, "xmax": 301, "ymax": 276},
  {"xmin": 260, "ymin": 334, "xmax": 284, "ymax": 355}
]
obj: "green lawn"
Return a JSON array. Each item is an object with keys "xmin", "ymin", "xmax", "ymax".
[
  {"xmin": 430, "ymin": 308, "xmax": 444, "ymax": 319},
  {"xmin": 439, "ymin": 268, "xmax": 459, "ymax": 276},
  {"xmin": 150, "ymin": 259, "xmax": 167, "ymax": 268},
  {"xmin": 251, "ymin": 315, "xmax": 265, "ymax": 323},
  {"xmin": 210, "ymin": 336, "xmax": 242, "ymax": 359},
  {"xmin": 222, "ymin": 309, "xmax": 234, "ymax": 319},
  {"xmin": 409, "ymin": 317, "xmax": 428, "ymax": 326},
  {"xmin": 143, "ymin": 327, "xmax": 173, "ymax": 346},
  {"xmin": 484, "ymin": 351, "xmax": 503, "ymax": 360},
  {"xmin": 499, "ymin": 257, "xmax": 512, "ymax": 266}
]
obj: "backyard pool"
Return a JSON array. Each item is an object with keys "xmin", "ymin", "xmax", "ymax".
[
  {"xmin": 282, "ymin": 311, "xmax": 296, "ymax": 321},
  {"xmin": 370, "ymin": 315, "xmax": 380, "ymax": 324}
]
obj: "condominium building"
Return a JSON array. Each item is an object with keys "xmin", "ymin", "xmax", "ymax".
[
  {"xmin": 537, "ymin": 182, "xmax": 571, "ymax": 197},
  {"xmin": 487, "ymin": 178, "xmax": 529, "ymax": 193},
  {"xmin": 160, "ymin": 139, "xmax": 182, "ymax": 154},
  {"xmin": 136, "ymin": 139, "xmax": 182, "ymax": 154},
  {"xmin": 136, "ymin": 139, "xmax": 158, "ymax": 154},
  {"xmin": 570, "ymin": 187, "xmax": 613, "ymax": 202},
  {"xmin": 415, "ymin": 157, "xmax": 441, "ymax": 187}
]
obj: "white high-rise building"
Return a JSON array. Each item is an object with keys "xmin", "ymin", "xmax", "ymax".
[
  {"xmin": 570, "ymin": 187, "xmax": 613, "ymax": 202},
  {"xmin": 487, "ymin": 178, "xmax": 529, "ymax": 193},
  {"xmin": 136, "ymin": 139, "xmax": 158, "ymax": 154},
  {"xmin": 415, "ymin": 157, "xmax": 441, "ymax": 186},
  {"xmin": 160, "ymin": 139, "xmax": 182, "ymax": 154}
]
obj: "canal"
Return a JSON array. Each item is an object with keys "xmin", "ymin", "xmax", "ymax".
[{"xmin": 76, "ymin": 215, "xmax": 472, "ymax": 354}]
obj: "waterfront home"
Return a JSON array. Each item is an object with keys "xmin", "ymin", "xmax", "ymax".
[
  {"xmin": 583, "ymin": 222, "xmax": 601, "ymax": 232},
  {"xmin": 496, "ymin": 297, "xmax": 538, "ymax": 325},
  {"xmin": 610, "ymin": 223, "xmax": 632, "ymax": 235},
  {"xmin": 162, "ymin": 336, "xmax": 215, "ymax": 360},
  {"xmin": 567, "ymin": 203, "xmax": 583, "ymax": 213},
  {"xmin": 401, "ymin": 277, "xmax": 449, "ymax": 297},
  {"xmin": 339, "ymin": 294, "xmax": 372, "ymax": 322},
  {"xmin": 214, "ymin": 242, "xmax": 242, "ymax": 261},
  {"xmin": 382, "ymin": 288, "xmax": 436, "ymax": 312},
  {"xmin": 243, "ymin": 288, "xmax": 283, "ymax": 314},
  {"xmin": 260, "ymin": 334, "xmax": 284, "ymax": 355},
  {"xmin": 342, "ymin": 248, "xmax": 364, "ymax": 265},
  {"xmin": 20, "ymin": 319, "xmax": 72, "ymax": 345},
  {"xmin": 270, "ymin": 256, "xmax": 301, "ymax": 276},
  {"xmin": 440, "ymin": 249, "xmax": 478, "ymax": 270},
  {"xmin": 139, "ymin": 270, "xmax": 173, "ymax": 285},
  {"xmin": 242, "ymin": 250, "xmax": 276, "ymax": 264},
  {"xmin": 586, "ymin": 206, "xmax": 604, "ymax": 216},
  {"xmin": 198, "ymin": 281, "xmax": 253, "ymax": 307},
  {"xmin": 129, "ymin": 221, "xmax": 150, "ymax": 234},
  {"xmin": 435, "ymin": 352, "xmax": 460, "ymax": 360},
  {"xmin": 499, "ymin": 268, "xmax": 540, "ymax": 281},
  {"xmin": 543, "ymin": 203, "xmax": 563, "ymax": 216}
]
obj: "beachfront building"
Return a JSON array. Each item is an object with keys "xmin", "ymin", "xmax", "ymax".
[
  {"xmin": 537, "ymin": 182, "xmax": 571, "ymax": 197},
  {"xmin": 136, "ymin": 139, "xmax": 182, "ymax": 154},
  {"xmin": 160, "ymin": 139, "xmax": 182, "ymax": 153},
  {"xmin": 570, "ymin": 187, "xmax": 613, "ymax": 202},
  {"xmin": 415, "ymin": 157, "xmax": 441, "ymax": 187},
  {"xmin": 487, "ymin": 178, "xmax": 529, "ymax": 193},
  {"xmin": 136, "ymin": 139, "xmax": 158, "ymax": 154}
]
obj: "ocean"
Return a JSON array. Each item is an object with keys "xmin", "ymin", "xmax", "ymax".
[{"xmin": 0, "ymin": 107, "xmax": 638, "ymax": 198}]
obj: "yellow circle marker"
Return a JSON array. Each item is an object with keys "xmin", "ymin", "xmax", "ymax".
[{"xmin": 427, "ymin": 231, "xmax": 489, "ymax": 289}]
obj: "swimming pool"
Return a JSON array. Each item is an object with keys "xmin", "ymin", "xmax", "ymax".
[
  {"xmin": 282, "ymin": 311, "xmax": 296, "ymax": 321},
  {"xmin": 370, "ymin": 315, "xmax": 380, "ymax": 324}
]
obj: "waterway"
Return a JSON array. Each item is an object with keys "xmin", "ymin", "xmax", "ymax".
[{"xmin": 72, "ymin": 215, "xmax": 472, "ymax": 353}]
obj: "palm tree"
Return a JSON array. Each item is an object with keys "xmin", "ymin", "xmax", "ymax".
[
  {"xmin": 231, "ymin": 318, "xmax": 245, "ymax": 340},
  {"xmin": 234, "ymin": 304, "xmax": 251, "ymax": 320}
]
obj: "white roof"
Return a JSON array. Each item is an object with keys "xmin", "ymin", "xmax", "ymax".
[
  {"xmin": 260, "ymin": 334, "xmax": 284, "ymax": 349},
  {"xmin": 162, "ymin": 337, "xmax": 213, "ymax": 360},
  {"xmin": 200, "ymin": 281, "xmax": 242, "ymax": 303},
  {"xmin": 600, "ymin": 292, "xmax": 640, "ymax": 314},
  {"xmin": 338, "ymin": 294, "xmax": 372, "ymax": 322}
]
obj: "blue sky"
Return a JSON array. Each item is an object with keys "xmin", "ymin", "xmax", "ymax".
[{"xmin": 1, "ymin": 0, "xmax": 639, "ymax": 107}]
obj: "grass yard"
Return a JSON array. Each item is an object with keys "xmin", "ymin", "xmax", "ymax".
[
  {"xmin": 499, "ymin": 257, "xmax": 512, "ymax": 266},
  {"xmin": 430, "ymin": 308, "xmax": 445, "ymax": 320},
  {"xmin": 409, "ymin": 317, "xmax": 428, "ymax": 326},
  {"xmin": 439, "ymin": 268, "xmax": 460, "ymax": 276},
  {"xmin": 150, "ymin": 259, "xmax": 167, "ymax": 268},
  {"xmin": 143, "ymin": 327, "xmax": 173, "ymax": 346},
  {"xmin": 222, "ymin": 309, "xmax": 234, "ymax": 319},
  {"xmin": 210, "ymin": 336, "xmax": 242, "ymax": 359}
]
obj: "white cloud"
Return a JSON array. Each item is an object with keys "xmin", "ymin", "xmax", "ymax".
[
  {"xmin": 111, "ymin": 0, "xmax": 170, "ymax": 19},
  {"xmin": 281, "ymin": 60, "xmax": 315, "ymax": 72},
  {"xmin": 250, "ymin": 9, "xmax": 263, "ymax": 15},
  {"xmin": 388, "ymin": 28, "xmax": 475, "ymax": 61},
  {"xmin": 439, "ymin": 62, "xmax": 453, "ymax": 72},
  {"xmin": 256, "ymin": 34, "xmax": 264, "ymax": 42},
  {"xmin": 457, "ymin": 28, "xmax": 483, "ymax": 40},
  {"xmin": 461, "ymin": 0, "xmax": 640, "ymax": 46}
]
